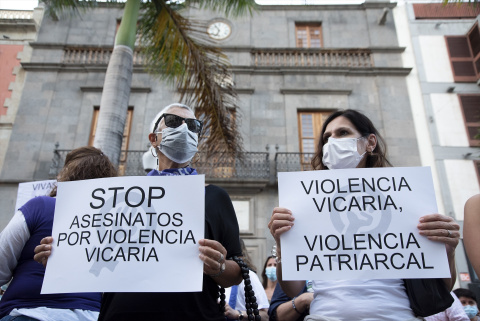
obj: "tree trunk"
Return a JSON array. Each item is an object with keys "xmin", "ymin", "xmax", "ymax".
[{"xmin": 93, "ymin": 0, "xmax": 140, "ymax": 167}]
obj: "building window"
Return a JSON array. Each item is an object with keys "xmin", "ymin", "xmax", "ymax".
[
  {"xmin": 445, "ymin": 22, "xmax": 480, "ymax": 82},
  {"xmin": 89, "ymin": 107, "xmax": 133, "ymax": 174},
  {"xmin": 298, "ymin": 110, "xmax": 331, "ymax": 168},
  {"xmin": 458, "ymin": 95, "xmax": 480, "ymax": 147},
  {"xmin": 295, "ymin": 23, "xmax": 322, "ymax": 48}
]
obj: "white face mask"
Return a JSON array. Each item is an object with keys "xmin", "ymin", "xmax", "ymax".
[
  {"xmin": 157, "ymin": 123, "xmax": 198, "ymax": 164},
  {"xmin": 322, "ymin": 137, "xmax": 366, "ymax": 170}
]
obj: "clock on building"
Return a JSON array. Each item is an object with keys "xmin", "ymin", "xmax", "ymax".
[{"xmin": 207, "ymin": 21, "xmax": 231, "ymax": 40}]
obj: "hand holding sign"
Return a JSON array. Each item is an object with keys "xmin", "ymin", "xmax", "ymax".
[
  {"xmin": 34, "ymin": 236, "xmax": 53, "ymax": 267},
  {"xmin": 267, "ymin": 207, "xmax": 294, "ymax": 246}
]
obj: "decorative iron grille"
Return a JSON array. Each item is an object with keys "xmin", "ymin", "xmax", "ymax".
[
  {"xmin": 49, "ymin": 148, "xmax": 270, "ymax": 180},
  {"xmin": 275, "ymin": 152, "xmax": 315, "ymax": 172}
]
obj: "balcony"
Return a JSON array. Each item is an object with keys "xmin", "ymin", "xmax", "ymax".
[
  {"xmin": 62, "ymin": 47, "xmax": 145, "ymax": 65},
  {"xmin": 49, "ymin": 148, "xmax": 316, "ymax": 188},
  {"xmin": 275, "ymin": 152, "xmax": 315, "ymax": 172},
  {"xmin": 251, "ymin": 48, "xmax": 373, "ymax": 68},
  {"xmin": 49, "ymin": 148, "xmax": 270, "ymax": 180},
  {"xmin": 59, "ymin": 47, "xmax": 373, "ymax": 69}
]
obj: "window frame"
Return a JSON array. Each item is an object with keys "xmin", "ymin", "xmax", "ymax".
[{"xmin": 295, "ymin": 23, "xmax": 323, "ymax": 48}]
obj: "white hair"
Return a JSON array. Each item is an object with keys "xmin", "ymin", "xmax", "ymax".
[{"xmin": 150, "ymin": 103, "xmax": 194, "ymax": 133}]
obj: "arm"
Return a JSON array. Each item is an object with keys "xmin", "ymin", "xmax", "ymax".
[
  {"xmin": 275, "ymin": 292, "xmax": 313, "ymax": 321},
  {"xmin": 225, "ymin": 305, "xmax": 269, "ymax": 321},
  {"xmin": 417, "ymin": 213, "xmax": 460, "ymax": 290},
  {"xmin": 0, "ymin": 211, "xmax": 31, "ymax": 285},
  {"xmin": 268, "ymin": 207, "xmax": 305, "ymax": 297},
  {"xmin": 464, "ymin": 194, "xmax": 480, "ymax": 279}
]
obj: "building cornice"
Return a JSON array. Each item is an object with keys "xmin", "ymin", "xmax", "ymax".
[
  {"xmin": 280, "ymin": 89, "xmax": 352, "ymax": 95},
  {"xmin": 233, "ymin": 66, "xmax": 412, "ymax": 76},
  {"xmin": 257, "ymin": 2, "xmax": 396, "ymax": 11},
  {"xmin": 80, "ymin": 86, "xmax": 151, "ymax": 93}
]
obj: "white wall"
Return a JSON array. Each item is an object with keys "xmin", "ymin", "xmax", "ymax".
[
  {"xmin": 419, "ymin": 36, "xmax": 453, "ymax": 83},
  {"xmin": 444, "ymin": 160, "xmax": 480, "ymax": 220},
  {"xmin": 431, "ymin": 93, "xmax": 469, "ymax": 147}
]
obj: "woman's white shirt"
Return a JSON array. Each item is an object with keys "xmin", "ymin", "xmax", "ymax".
[
  {"xmin": 224, "ymin": 270, "xmax": 270, "ymax": 311},
  {"xmin": 310, "ymin": 279, "xmax": 414, "ymax": 321},
  {"xmin": 0, "ymin": 210, "xmax": 30, "ymax": 285}
]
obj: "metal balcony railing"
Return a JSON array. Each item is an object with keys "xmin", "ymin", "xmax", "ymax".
[
  {"xmin": 251, "ymin": 48, "xmax": 374, "ymax": 68},
  {"xmin": 49, "ymin": 148, "xmax": 270, "ymax": 180},
  {"xmin": 275, "ymin": 152, "xmax": 315, "ymax": 172},
  {"xmin": 193, "ymin": 152, "xmax": 270, "ymax": 180},
  {"xmin": 49, "ymin": 147, "xmax": 317, "ymax": 182}
]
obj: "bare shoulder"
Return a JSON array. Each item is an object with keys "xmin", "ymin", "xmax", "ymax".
[{"xmin": 465, "ymin": 194, "xmax": 480, "ymax": 212}]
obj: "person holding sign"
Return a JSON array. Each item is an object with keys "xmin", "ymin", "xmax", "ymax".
[
  {"xmin": 463, "ymin": 194, "xmax": 480, "ymax": 278},
  {"xmin": 34, "ymin": 103, "xmax": 243, "ymax": 321},
  {"xmin": 0, "ymin": 146, "xmax": 117, "ymax": 321},
  {"xmin": 268, "ymin": 109, "xmax": 460, "ymax": 320}
]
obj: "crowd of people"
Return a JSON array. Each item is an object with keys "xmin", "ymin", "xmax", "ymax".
[{"xmin": 0, "ymin": 105, "xmax": 479, "ymax": 321}]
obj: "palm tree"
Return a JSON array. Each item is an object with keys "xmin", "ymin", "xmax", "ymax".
[{"xmin": 41, "ymin": 0, "xmax": 257, "ymax": 167}]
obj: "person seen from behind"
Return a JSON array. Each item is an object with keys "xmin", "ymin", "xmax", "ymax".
[{"xmin": 0, "ymin": 146, "xmax": 116, "ymax": 321}]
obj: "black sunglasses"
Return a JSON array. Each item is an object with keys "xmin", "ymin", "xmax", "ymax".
[{"xmin": 153, "ymin": 113, "xmax": 203, "ymax": 134}]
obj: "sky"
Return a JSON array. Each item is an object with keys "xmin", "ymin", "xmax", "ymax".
[{"xmin": 0, "ymin": 0, "xmax": 447, "ymax": 11}]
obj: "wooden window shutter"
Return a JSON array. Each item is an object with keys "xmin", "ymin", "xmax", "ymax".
[
  {"xmin": 459, "ymin": 94, "xmax": 480, "ymax": 147},
  {"xmin": 296, "ymin": 25, "xmax": 308, "ymax": 48},
  {"xmin": 467, "ymin": 22, "xmax": 480, "ymax": 80},
  {"xmin": 445, "ymin": 36, "xmax": 476, "ymax": 82}
]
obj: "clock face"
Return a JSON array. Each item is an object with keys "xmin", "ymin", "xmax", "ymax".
[{"xmin": 207, "ymin": 22, "xmax": 231, "ymax": 40}]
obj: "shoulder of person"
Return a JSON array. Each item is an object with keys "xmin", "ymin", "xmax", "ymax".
[
  {"xmin": 21, "ymin": 195, "xmax": 54, "ymax": 209},
  {"xmin": 466, "ymin": 194, "xmax": 480, "ymax": 207},
  {"xmin": 206, "ymin": 184, "xmax": 230, "ymax": 198}
]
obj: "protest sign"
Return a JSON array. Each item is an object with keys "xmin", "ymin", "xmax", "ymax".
[
  {"xmin": 278, "ymin": 167, "xmax": 450, "ymax": 281},
  {"xmin": 41, "ymin": 175, "xmax": 205, "ymax": 293},
  {"xmin": 15, "ymin": 180, "xmax": 56, "ymax": 211}
]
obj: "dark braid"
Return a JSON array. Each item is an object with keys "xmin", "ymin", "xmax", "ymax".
[{"xmin": 218, "ymin": 256, "xmax": 261, "ymax": 321}]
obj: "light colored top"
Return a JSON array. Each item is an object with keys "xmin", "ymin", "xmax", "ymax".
[
  {"xmin": 425, "ymin": 292, "xmax": 469, "ymax": 321},
  {"xmin": 0, "ymin": 210, "xmax": 99, "ymax": 321},
  {"xmin": 310, "ymin": 279, "xmax": 414, "ymax": 320},
  {"xmin": 225, "ymin": 270, "xmax": 270, "ymax": 311}
]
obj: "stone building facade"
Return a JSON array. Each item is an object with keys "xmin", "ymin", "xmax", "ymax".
[
  {"xmin": 393, "ymin": 1, "xmax": 480, "ymax": 294},
  {"xmin": 0, "ymin": 1, "xmax": 422, "ymax": 273}
]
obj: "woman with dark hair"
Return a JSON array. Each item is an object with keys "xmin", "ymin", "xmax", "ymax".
[
  {"xmin": 268, "ymin": 109, "xmax": 460, "ymax": 321},
  {"xmin": 261, "ymin": 255, "xmax": 277, "ymax": 302},
  {"xmin": 0, "ymin": 146, "xmax": 117, "ymax": 321}
]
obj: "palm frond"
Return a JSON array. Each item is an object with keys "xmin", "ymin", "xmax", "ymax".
[{"xmin": 139, "ymin": 0, "xmax": 244, "ymax": 156}]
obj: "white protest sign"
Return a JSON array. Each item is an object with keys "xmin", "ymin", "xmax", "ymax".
[
  {"xmin": 278, "ymin": 167, "xmax": 450, "ymax": 281},
  {"xmin": 42, "ymin": 175, "xmax": 205, "ymax": 293},
  {"xmin": 15, "ymin": 180, "xmax": 56, "ymax": 211}
]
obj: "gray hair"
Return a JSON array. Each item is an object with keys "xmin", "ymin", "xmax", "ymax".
[{"xmin": 150, "ymin": 103, "xmax": 194, "ymax": 133}]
